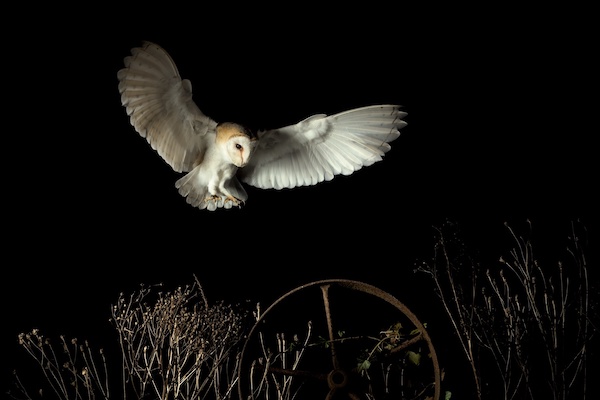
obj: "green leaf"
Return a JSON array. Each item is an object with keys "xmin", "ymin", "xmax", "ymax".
[
  {"xmin": 316, "ymin": 335, "xmax": 329, "ymax": 348},
  {"xmin": 357, "ymin": 359, "xmax": 371, "ymax": 372},
  {"xmin": 407, "ymin": 350, "xmax": 421, "ymax": 366}
]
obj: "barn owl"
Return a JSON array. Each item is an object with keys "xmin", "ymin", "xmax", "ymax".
[{"xmin": 117, "ymin": 41, "xmax": 407, "ymax": 211}]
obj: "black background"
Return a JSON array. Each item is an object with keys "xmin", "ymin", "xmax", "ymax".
[{"xmin": 3, "ymin": 3, "xmax": 598, "ymax": 399}]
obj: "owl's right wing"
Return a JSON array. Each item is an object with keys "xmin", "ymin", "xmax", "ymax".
[
  {"xmin": 117, "ymin": 41, "xmax": 218, "ymax": 173},
  {"xmin": 239, "ymin": 105, "xmax": 406, "ymax": 190}
]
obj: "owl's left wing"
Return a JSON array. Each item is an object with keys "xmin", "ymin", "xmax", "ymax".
[{"xmin": 238, "ymin": 104, "xmax": 406, "ymax": 190}]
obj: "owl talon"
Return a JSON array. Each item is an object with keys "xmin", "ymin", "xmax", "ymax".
[
  {"xmin": 224, "ymin": 195, "xmax": 243, "ymax": 208},
  {"xmin": 204, "ymin": 195, "xmax": 243, "ymax": 209},
  {"xmin": 205, "ymin": 195, "xmax": 220, "ymax": 203}
]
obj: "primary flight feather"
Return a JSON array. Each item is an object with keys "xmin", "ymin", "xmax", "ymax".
[{"xmin": 117, "ymin": 41, "xmax": 407, "ymax": 211}]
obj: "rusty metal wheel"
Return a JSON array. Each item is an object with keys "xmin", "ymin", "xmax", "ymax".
[{"xmin": 238, "ymin": 279, "xmax": 441, "ymax": 400}]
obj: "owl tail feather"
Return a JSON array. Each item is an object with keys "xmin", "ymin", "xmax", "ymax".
[{"xmin": 175, "ymin": 169, "xmax": 211, "ymax": 210}]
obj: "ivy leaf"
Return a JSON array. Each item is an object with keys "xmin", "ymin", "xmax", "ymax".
[
  {"xmin": 357, "ymin": 359, "xmax": 371, "ymax": 372},
  {"xmin": 407, "ymin": 350, "xmax": 421, "ymax": 366},
  {"xmin": 316, "ymin": 336, "xmax": 329, "ymax": 348}
]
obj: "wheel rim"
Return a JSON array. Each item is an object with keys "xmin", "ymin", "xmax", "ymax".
[{"xmin": 238, "ymin": 279, "xmax": 441, "ymax": 400}]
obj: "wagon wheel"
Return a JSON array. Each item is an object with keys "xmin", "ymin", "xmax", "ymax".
[{"xmin": 238, "ymin": 279, "xmax": 441, "ymax": 400}]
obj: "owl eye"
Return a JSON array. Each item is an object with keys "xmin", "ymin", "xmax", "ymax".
[{"xmin": 235, "ymin": 143, "xmax": 242, "ymax": 150}]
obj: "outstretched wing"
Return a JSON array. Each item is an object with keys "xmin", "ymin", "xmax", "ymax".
[
  {"xmin": 117, "ymin": 41, "xmax": 218, "ymax": 173},
  {"xmin": 238, "ymin": 104, "xmax": 406, "ymax": 189}
]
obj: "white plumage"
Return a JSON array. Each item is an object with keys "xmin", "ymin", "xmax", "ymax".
[{"xmin": 118, "ymin": 41, "xmax": 407, "ymax": 211}]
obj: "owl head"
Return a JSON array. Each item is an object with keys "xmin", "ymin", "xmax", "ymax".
[{"xmin": 216, "ymin": 122, "xmax": 258, "ymax": 168}]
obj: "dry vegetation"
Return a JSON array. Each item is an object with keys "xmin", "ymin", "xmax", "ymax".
[
  {"xmin": 8, "ymin": 220, "xmax": 598, "ymax": 400},
  {"xmin": 417, "ymin": 219, "xmax": 598, "ymax": 399}
]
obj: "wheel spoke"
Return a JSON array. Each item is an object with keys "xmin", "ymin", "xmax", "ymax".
[
  {"xmin": 320, "ymin": 284, "xmax": 340, "ymax": 370},
  {"xmin": 238, "ymin": 279, "xmax": 441, "ymax": 400}
]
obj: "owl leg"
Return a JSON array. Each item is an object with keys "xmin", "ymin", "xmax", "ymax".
[
  {"xmin": 203, "ymin": 180, "xmax": 224, "ymax": 208},
  {"xmin": 203, "ymin": 193, "xmax": 242, "ymax": 209},
  {"xmin": 213, "ymin": 192, "xmax": 241, "ymax": 208},
  {"xmin": 217, "ymin": 181, "xmax": 244, "ymax": 208}
]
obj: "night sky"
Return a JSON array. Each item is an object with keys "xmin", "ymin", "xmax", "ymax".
[{"xmin": 4, "ymin": 4, "xmax": 597, "ymax": 399}]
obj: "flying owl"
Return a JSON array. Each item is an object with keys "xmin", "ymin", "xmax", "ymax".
[{"xmin": 117, "ymin": 41, "xmax": 407, "ymax": 211}]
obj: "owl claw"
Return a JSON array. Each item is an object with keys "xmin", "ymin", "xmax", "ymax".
[
  {"xmin": 205, "ymin": 195, "xmax": 221, "ymax": 203},
  {"xmin": 201, "ymin": 195, "xmax": 219, "ymax": 211},
  {"xmin": 204, "ymin": 195, "xmax": 243, "ymax": 209},
  {"xmin": 224, "ymin": 195, "xmax": 243, "ymax": 208}
]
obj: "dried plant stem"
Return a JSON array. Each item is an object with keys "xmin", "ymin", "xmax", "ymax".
[
  {"xmin": 418, "ymin": 219, "xmax": 597, "ymax": 400},
  {"xmin": 12, "ymin": 277, "xmax": 250, "ymax": 400},
  {"xmin": 418, "ymin": 226, "xmax": 483, "ymax": 400},
  {"xmin": 13, "ymin": 330, "xmax": 111, "ymax": 400}
]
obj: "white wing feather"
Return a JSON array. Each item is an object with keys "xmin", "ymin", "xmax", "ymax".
[
  {"xmin": 117, "ymin": 41, "xmax": 218, "ymax": 173},
  {"xmin": 239, "ymin": 105, "xmax": 406, "ymax": 189}
]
